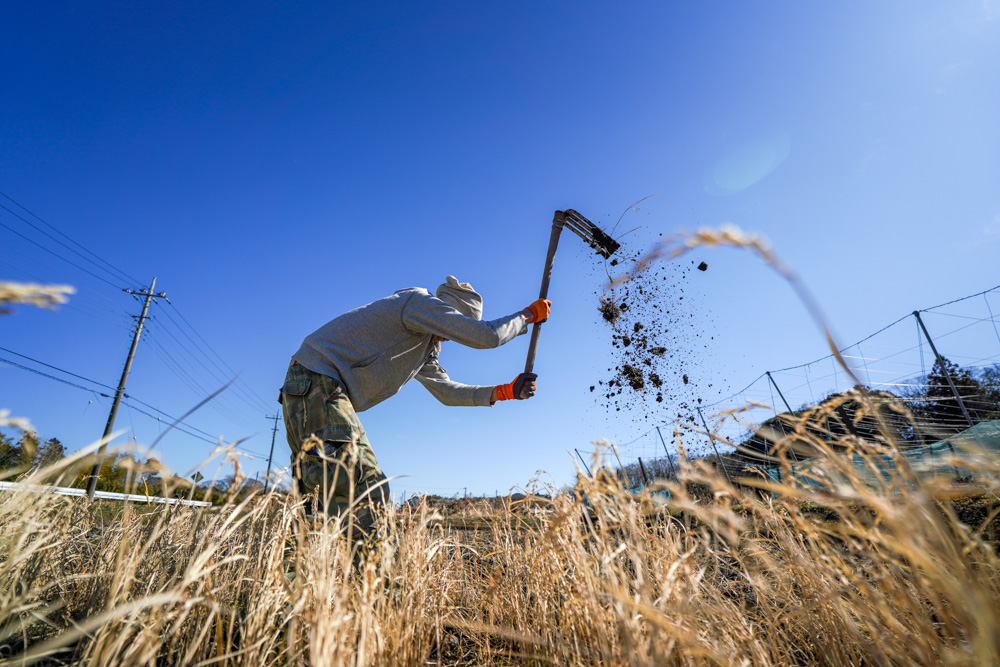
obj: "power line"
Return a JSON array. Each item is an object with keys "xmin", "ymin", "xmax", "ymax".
[
  {"xmin": 119, "ymin": 399, "xmax": 267, "ymax": 457},
  {"xmin": 0, "ymin": 238, "xmax": 126, "ymax": 310},
  {"xmin": 0, "ymin": 345, "xmax": 117, "ymax": 392},
  {"xmin": 0, "ymin": 347, "xmax": 265, "ymax": 458},
  {"xmin": 921, "ymin": 283, "xmax": 1000, "ymax": 313},
  {"xmin": 0, "ymin": 255, "xmax": 130, "ymax": 323},
  {"xmin": 0, "ymin": 356, "xmax": 111, "ymax": 397},
  {"xmin": 165, "ymin": 303, "xmax": 274, "ymax": 413},
  {"xmin": 0, "ymin": 212, "xmax": 126, "ymax": 290},
  {"xmin": 143, "ymin": 319, "xmax": 263, "ymax": 432},
  {"xmin": 0, "ymin": 191, "xmax": 140, "ymax": 286}
]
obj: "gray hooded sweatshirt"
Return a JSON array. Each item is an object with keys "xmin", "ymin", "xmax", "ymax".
[{"xmin": 293, "ymin": 287, "xmax": 528, "ymax": 412}]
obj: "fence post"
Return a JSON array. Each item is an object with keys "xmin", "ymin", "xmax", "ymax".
[
  {"xmin": 765, "ymin": 371, "xmax": 800, "ymax": 463},
  {"xmin": 766, "ymin": 371, "xmax": 794, "ymax": 413},
  {"xmin": 655, "ymin": 426, "xmax": 677, "ymax": 478},
  {"xmin": 913, "ymin": 311, "xmax": 975, "ymax": 429},
  {"xmin": 637, "ymin": 457, "xmax": 650, "ymax": 486},
  {"xmin": 697, "ymin": 407, "xmax": 732, "ymax": 483}
]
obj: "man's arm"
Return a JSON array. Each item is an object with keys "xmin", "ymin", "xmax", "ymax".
[
  {"xmin": 403, "ymin": 293, "xmax": 550, "ymax": 349},
  {"xmin": 414, "ymin": 358, "xmax": 495, "ymax": 406},
  {"xmin": 415, "ymin": 358, "xmax": 538, "ymax": 407}
]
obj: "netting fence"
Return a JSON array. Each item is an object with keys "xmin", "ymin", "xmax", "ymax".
[{"xmin": 577, "ymin": 284, "xmax": 1000, "ymax": 488}]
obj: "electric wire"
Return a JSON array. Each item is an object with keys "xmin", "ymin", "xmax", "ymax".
[
  {"xmin": 0, "ymin": 348, "xmax": 265, "ymax": 457},
  {"xmin": 0, "ymin": 346, "xmax": 117, "ymax": 393},
  {"xmin": 0, "ymin": 212, "xmax": 126, "ymax": 290},
  {"xmin": 164, "ymin": 303, "xmax": 274, "ymax": 413},
  {"xmin": 0, "ymin": 356, "xmax": 111, "ymax": 396},
  {"xmin": 0, "ymin": 255, "xmax": 128, "ymax": 322},
  {"xmin": 0, "ymin": 191, "xmax": 140, "ymax": 286},
  {"xmin": 143, "ymin": 325, "xmax": 261, "ymax": 433},
  {"xmin": 144, "ymin": 318, "xmax": 263, "ymax": 431}
]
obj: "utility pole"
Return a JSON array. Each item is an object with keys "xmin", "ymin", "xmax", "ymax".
[
  {"xmin": 264, "ymin": 413, "xmax": 280, "ymax": 492},
  {"xmin": 87, "ymin": 278, "xmax": 166, "ymax": 500}
]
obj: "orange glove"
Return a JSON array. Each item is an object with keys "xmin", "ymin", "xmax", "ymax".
[
  {"xmin": 523, "ymin": 299, "xmax": 551, "ymax": 324},
  {"xmin": 495, "ymin": 373, "xmax": 538, "ymax": 401}
]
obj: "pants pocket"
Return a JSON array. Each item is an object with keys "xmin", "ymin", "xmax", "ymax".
[{"xmin": 297, "ymin": 440, "xmax": 357, "ymax": 501}]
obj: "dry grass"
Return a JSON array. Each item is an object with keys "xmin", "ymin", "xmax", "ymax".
[
  {"xmin": 2, "ymin": 236, "xmax": 999, "ymax": 665},
  {"xmin": 0, "ymin": 282, "xmax": 74, "ymax": 315},
  {"xmin": 0, "ymin": 415, "xmax": 998, "ymax": 666}
]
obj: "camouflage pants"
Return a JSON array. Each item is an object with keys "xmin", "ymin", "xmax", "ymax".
[{"xmin": 280, "ymin": 360, "xmax": 389, "ymax": 537}]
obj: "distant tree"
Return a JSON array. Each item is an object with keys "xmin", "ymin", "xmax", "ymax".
[
  {"xmin": 911, "ymin": 357, "xmax": 999, "ymax": 438},
  {"xmin": 34, "ymin": 437, "xmax": 65, "ymax": 468},
  {"xmin": 977, "ymin": 363, "xmax": 1000, "ymax": 417},
  {"xmin": 71, "ymin": 452, "xmax": 143, "ymax": 493},
  {"xmin": 0, "ymin": 431, "xmax": 28, "ymax": 471},
  {"xmin": 141, "ymin": 457, "xmax": 162, "ymax": 487},
  {"xmin": 16, "ymin": 430, "xmax": 39, "ymax": 463},
  {"xmin": 981, "ymin": 363, "xmax": 1000, "ymax": 389},
  {"xmin": 214, "ymin": 475, "xmax": 236, "ymax": 492}
]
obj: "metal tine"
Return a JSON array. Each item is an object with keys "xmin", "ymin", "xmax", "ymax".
[
  {"xmin": 570, "ymin": 210, "xmax": 620, "ymax": 258},
  {"xmin": 564, "ymin": 210, "xmax": 598, "ymax": 236},
  {"xmin": 563, "ymin": 221, "xmax": 608, "ymax": 257},
  {"xmin": 563, "ymin": 216, "xmax": 602, "ymax": 244},
  {"xmin": 563, "ymin": 208, "xmax": 620, "ymax": 258},
  {"xmin": 563, "ymin": 219, "xmax": 595, "ymax": 243}
]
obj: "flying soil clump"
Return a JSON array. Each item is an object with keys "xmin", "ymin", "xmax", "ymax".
[
  {"xmin": 594, "ymin": 253, "xmax": 717, "ymax": 422},
  {"xmin": 598, "ymin": 298, "xmax": 621, "ymax": 324}
]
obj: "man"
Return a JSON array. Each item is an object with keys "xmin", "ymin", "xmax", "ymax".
[{"xmin": 280, "ymin": 275, "xmax": 550, "ymax": 533}]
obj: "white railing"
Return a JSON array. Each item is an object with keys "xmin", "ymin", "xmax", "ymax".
[{"xmin": 0, "ymin": 480, "xmax": 212, "ymax": 507}]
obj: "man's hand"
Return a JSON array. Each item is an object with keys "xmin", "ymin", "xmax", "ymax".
[
  {"xmin": 522, "ymin": 299, "xmax": 552, "ymax": 324},
  {"xmin": 494, "ymin": 372, "xmax": 538, "ymax": 401}
]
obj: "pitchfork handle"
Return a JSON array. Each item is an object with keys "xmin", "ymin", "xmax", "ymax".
[{"xmin": 524, "ymin": 211, "xmax": 565, "ymax": 374}]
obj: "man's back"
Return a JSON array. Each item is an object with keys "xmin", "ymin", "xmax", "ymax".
[{"xmin": 293, "ymin": 287, "xmax": 526, "ymax": 411}]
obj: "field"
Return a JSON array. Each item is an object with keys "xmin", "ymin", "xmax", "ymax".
[
  {"xmin": 2, "ymin": 415, "xmax": 1000, "ymax": 667},
  {"xmin": 3, "ymin": 236, "xmax": 1000, "ymax": 665}
]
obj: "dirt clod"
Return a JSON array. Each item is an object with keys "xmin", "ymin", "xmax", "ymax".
[
  {"xmin": 621, "ymin": 364, "xmax": 644, "ymax": 390},
  {"xmin": 697, "ymin": 261, "xmax": 708, "ymax": 271},
  {"xmin": 599, "ymin": 298, "xmax": 621, "ymax": 324},
  {"xmin": 589, "ymin": 226, "xmax": 718, "ymax": 426}
]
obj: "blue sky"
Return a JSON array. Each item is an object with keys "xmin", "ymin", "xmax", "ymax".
[{"xmin": 2, "ymin": 1, "xmax": 998, "ymax": 497}]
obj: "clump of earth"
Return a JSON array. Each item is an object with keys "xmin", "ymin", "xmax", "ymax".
[
  {"xmin": 598, "ymin": 298, "xmax": 621, "ymax": 324},
  {"xmin": 592, "ymin": 245, "xmax": 718, "ymax": 424}
]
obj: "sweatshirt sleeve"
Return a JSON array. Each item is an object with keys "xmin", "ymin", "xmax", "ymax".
[
  {"xmin": 414, "ymin": 358, "xmax": 495, "ymax": 407},
  {"xmin": 402, "ymin": 293, "xmax": 528, "ymax": 349}
]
